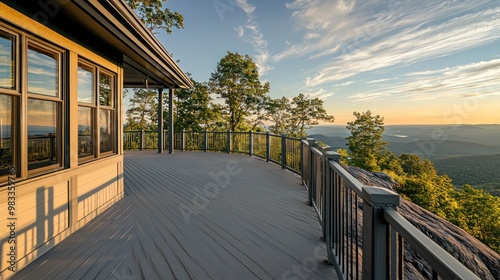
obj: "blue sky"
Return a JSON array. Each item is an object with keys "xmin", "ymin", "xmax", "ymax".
[{"xmin": 157, "ymin": 0, "xmax": 500, "ymax": 125}]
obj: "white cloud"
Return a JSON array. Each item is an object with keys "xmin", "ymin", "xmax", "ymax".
[
  {"xmin": 332, "ymin": 81, "xmax": 354, "ymax": 87},
  {"xmin": 304, "ymin": 88, "xmax": 335, "ymax": 99},
  {"xmin": 234, "ymin": 0, "xmax": 273, "ymax": 75},
  {"xmin": 366, "ymin": 78, "xmax": 391, "ymax": 84},
  {"xmin": 277, "ymin": 0, "xmax": 500, "ymax": 88},
  {"xmin": 305, "ymin": 7, "xmax": 500, "ymax": 87},
  {"xmin": 348, "ymin": 92, "xmax": 390, "ymax": 102},
  {"xmin": 348, "ymin": 59, "xmax": 500, "ymax": 102},
  {"xmin": 236, "ymin": 0, "xmax": 256, "ymax": 16}
]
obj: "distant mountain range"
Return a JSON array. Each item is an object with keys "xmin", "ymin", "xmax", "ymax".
[
  {"xmin": 307, "ymin": 124, "xmax": 500, "ymax": 160},
  {"xmin": 307, "ymin": 124, "xmax": 500, "ymax": 194}
]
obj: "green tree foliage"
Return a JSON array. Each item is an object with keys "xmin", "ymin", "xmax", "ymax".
[
  {"xmin": 453, "ymin": 185, "xmax": 500, "ymax": 253},
  {"xmin": 209, "ymin": 51, "xmax": 270, "ymax": 132},
  {"xmin": 336, "ymin": 148, "xmax": 349, "ymax": 165},
  {"xmin": 399, "ymin": 154, "xmax": 437, "ymax": 178},
  {"xmin": 265, "ymin": 94, "xmax": 334, "ymax": 137},
  {"xmin": 125, "ymin": 88, "xmax": 158, "ymax": 130},
  {"xmin": 346, "ymin": 110, "xmax": 387, "ymax": 172},
  {"xmin": 433, "ymin": 154, "xmax": 500, "ymax": 196},
  {"xmin": 174, "ymin": 79, "xmax": 224, "ymax": 132},
  {"xmin": 266, "ymin": 97, "xmax": 292, "ymax": 135},
  {"xmin": 126, "ymin": 0, "xmax": 183, "ymax": 34},
  {"xmin": 288, "ymin": 94, "xmax": 335, "ymax": 138},
  {"xmin": 340, "ymin": 110, "xmax": 500, "ymax": 254}
]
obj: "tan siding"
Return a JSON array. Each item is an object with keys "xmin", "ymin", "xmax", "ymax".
[
  {"xmin": 0, "ymin": 181, "xmax": 69, "ymax": 273},
  {"xmin": 77, "ymin": 164, "xmax": 118, "ymax": 221},
  {"xmin": 0, "ymin": 157, "xmax": 123, "ymax": 279}
]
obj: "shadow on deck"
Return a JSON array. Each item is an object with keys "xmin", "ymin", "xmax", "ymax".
[{"xmin": 13, "ymin": 151, "xmax": 337, "ymax": 279}]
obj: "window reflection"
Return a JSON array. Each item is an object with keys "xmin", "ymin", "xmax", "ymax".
[
  {"xmin": 78, "ymin": 107, "xmax": 93, "ymax": 158},
  {"xmin": 28, "ymin": 99, "xmax": 59, "ymax": 170},
  {"xmin": 78, "ymin": 64, "xmax": 94, "ymax": 103},
  {"xmin": 99, "ymin": 72, "xmax": 112, "ymax": 106},
  {"xmin": 0, "ymin": 31, "xmax": 14, "ymax": 89},
  {"xmin": 100, "ymin": 109, "xmax": 113, "ymax": 153},
  {"xmin": 28, "ymin": 45, "xmax": 58, "ymax": 97},
  {"xmin": 0, "ymin": 95, "xmax": 12, "ymax": 176}
]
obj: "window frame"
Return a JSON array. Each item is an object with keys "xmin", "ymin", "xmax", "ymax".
[
  {"xmin": 25, "ymin": 38, "xmax": 65, "ymax": 176},
  {"xmin": 77, "ymin": 60, "xmax": 97, "ymax": 162},
  {"xmin": 77, "ymin": 58, "xmax": 117, "ymax": 163},
  {"xmin": 0, "ymin": 25, "xmax": 20, "ymax": 183},
  {"xmin": 0, "ymin": 25, "xmax": 19, "ymax": 92}
]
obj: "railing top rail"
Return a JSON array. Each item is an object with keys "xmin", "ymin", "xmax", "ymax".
[
  {"xmin": 329, "ymin": 161, "xmax": 364, "ymax": 195},
  {"xmin": 383, "ymin": 208, "xmax": 480, "ymax": 280},
  {"xmin": 268, "ymin": 133, "xmax": 282, "ymax": 137},
  {"xmin": 284, "ymin": 136, "xmax": 301, "ymax": 141},
  {"xmin": 311, "ymin": 146, "xmax": 324, "ymax": 158},
  {"xmin": 253, "ymin": 132, "xmax": 267, "ymax": 136}
]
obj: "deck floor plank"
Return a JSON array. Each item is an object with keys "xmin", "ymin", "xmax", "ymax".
[{"xmin": 13, "ymin": 151, "xmax": 337, "ymax": 280}]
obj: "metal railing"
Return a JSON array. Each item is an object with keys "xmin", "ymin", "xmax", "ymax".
[
  {"xmin": 301, "ymin": 139, "xmax": 479, "ymax": 280},
  {"xmin": 123, "ymin": 130, "xmax": 480, "ymax": 279},
  {"xmin": 124, "ymin": 130, "xmax": 302, "ymax": 174}
]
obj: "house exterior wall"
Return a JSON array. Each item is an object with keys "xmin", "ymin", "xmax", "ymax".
[{"xmin": 0, "ymin": 4, "xmax": 124, "ymax": 279}]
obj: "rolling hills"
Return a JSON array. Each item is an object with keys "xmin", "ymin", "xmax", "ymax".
[{"xmin": 307, "ymin": 124, "xmax": 500, "ymax": 195}]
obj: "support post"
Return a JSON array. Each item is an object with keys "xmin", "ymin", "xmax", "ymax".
[
  {"xmin": 300, "ymin": 138, "xmax": 305, "ymax": 184},
  {"xmin": 204, "ymin": 130, "xmax": 207, "ymax": 152},
  {"xmin": 181, "ymin": 129, "xmax": 185, "ymax": 151},
  {"xmin": 227, "ymin": 130, "xmax": 231, "ymax": 154},
  {"xmin": 281, "ymin": 134, "xmax": 286, "ymax": 169},
  {"xmin": 157, "ymin": 88, "xmax": 163, "ymax": 153},
  {"xmin": 319, "ymin": 147, "xmax": 331, "ymax": 238},
  {"xmin": 140, "ymin": 129, "xmax": 144, "ymax": 150},
  {"xmin": 168, "ymin": 88, "xmax": 174, "ymax": 154},
  {"xmin": 249, "ymin": 131, "xmax": 253, "ymax": 156},
  {"xmin": 265, "ymin": 132, "xmax": 270, "ymax": 162},
  {"xmin": 324, "ymin": 151, "xmax": 340, "ymax": 256},
  {"xmin": 362, "ymin": 187, "xmax": 400, "ymax": 280},
  {"xmin": 307, "ymin": 138, "xmax": 317, "ymax": 206}
]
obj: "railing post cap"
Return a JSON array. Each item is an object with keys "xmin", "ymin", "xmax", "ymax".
[
  {"xmin": 362, "ymin": 186, "xmax": 400, "ymax": 207},
  {"xmin": 321, "ymin": 145, "xmax": 331, "ymax": 152},
  {"xmin": 307, "ymin": 138, "xmax": 316, "ymax": 145},
  {"xmin": 324, "ymin": 150, "xmax": 340, "ymax": 160}
]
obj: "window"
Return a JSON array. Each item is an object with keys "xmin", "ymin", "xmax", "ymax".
[
  {"xmin": 28, "ymin": 45, "xmax": 59, "ymax": 97},
  {"xmin": 77, "ymin": 60, "xmax": 116, "ymax": 161},
  {"xmin": 99, "ymin": 72, "xmax": 114, "ymax": 154},
  {"xmin": 0, "ymin": 29, "xmax": 15, "ymax": 89},
  {"xmin": 27, "ymin": 42, "xmax": 63, "ymax": 174},
  {"xmin": 0, "ymin": 28, "xmax": 16, "ymax": 179},
  {"xmin": 0, "ymin": 95, "xmax": 13, "ymax": 177}
]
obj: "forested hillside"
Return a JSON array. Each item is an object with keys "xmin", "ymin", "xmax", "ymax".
[{"xmin": 434, "ymin": 154, "xmax": 500, "ymax": 196}]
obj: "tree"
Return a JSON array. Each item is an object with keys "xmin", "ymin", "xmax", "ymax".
[
  {"xmin": 125, "ymin": 89, "xmax": 158, "ymax": 130},
  {"xmin": 337, "ymin": 148, "xmax": 350, "ymax": 165},
  {"xmin": 287, "ymin": 94, "xmax": 335, "ymax": 137},
  {"xmin": 126, "ymin": 0, "xmax": 183, "ymax": 34},
  {"xmin": 398, "ymin": 174, "xmax": 457, "ymax": 219},
  {"xmin": 453, "ymin": 185, "xmax": 500, "ymax": 253},
  {"xmin": 174, "ymin": 79, "xmax": 223, "ymax": 132},
  {"xmin": 209, "ymin": 51, "xmax": 270, "ymax": 132},
  {"xmin": 346, "ymin": 110, "xmax": 387, "ymax": 172},
  {"xmin": 266, "ymin": 97, "xmax": 292, "ymax": 135},
  {"xmin": 399, "ymin": 153, "xmax": 437, "ymax": 178}
]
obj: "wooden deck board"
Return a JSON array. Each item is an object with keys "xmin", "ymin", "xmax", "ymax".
[{"xmin": 13, "ymin": 151, "xmax": 337, "ymax": 280}]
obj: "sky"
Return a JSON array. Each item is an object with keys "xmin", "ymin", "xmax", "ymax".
[{"xmin": 157, "ymin": 0, "xmax": 500, "ymax": 125}]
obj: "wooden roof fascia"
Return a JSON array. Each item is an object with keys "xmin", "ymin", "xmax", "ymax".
[{"xmin": 74, "ymin": 0, "xmax": 193, "ymax": 89}]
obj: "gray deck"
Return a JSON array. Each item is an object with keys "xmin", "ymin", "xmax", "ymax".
[{"xmin": 13, "ymin": 151, "xmax": 337, "ymax": 280}]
